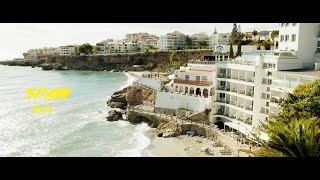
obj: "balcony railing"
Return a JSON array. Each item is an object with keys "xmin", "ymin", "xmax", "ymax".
[
  {"xmin": 239, "ymin": 76, "xmax": 246, "ymax": 81},
  {"xmin": 237, "ymin": 103, "xmax": 245, "ymax": 108},
  {"xmin": 188, "ymin": 60, "xmax": 216, "ymax": 64},
  {"xmin": 217, "ymin": 73, "xmax": 226, "ymax": 78},
  {"xmin": 217, "ymin": 109, "xmax": 224, "ymax": 115},
  {"xmin": 245, "ymin": 105, "xmax": 253, "ymax": 111},
  {"xmin": 247, "ymin": 77, "xmax": 255, "ymax": 82},
  {"xmin": 271, "ymin": 97, "xmax": 281, "ymax": 103},
  {"xmin": 246, "ymin": 90, "xmax": 254, "ymax": 97},
  {"xmin": 231, "ymin": 75, "xmax": 238, "ymax": 80},
  {"xmin": 239, "ymin": 89, "xmax": 246, "ymax": 95},
  {"xmin": 217, "ymin": 86, "xmax": 226, "ymax": 90},
  {"xmin": 260, "ymin": 109, "xmax": 269, "ymax": 114},
  {"xmin": 231, "ymin": 88, "xmax": 238, "ymax": 93},
  {"xmin": 216, "ymin": 98, "xmax": 226, "ymax": 103},
  {"xmin": 174, "ymin": 79, "xmax": 213, "ymax": 86}
]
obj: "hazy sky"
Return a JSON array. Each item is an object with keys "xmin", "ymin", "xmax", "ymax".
[{"xmin": 0, "ymin": 23, "xmax": 278, "ymax": 60}]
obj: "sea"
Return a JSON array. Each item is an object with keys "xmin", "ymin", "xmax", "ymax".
[{"xmin": 0, "ymin": 65, "xmax": 152, "ymax": 157}]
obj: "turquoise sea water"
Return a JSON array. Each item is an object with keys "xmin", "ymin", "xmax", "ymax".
[{"xmin": 0, "ymin": 65, "xmax": 150, "ymax": 157}]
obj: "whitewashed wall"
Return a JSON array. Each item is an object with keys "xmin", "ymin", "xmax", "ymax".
[{"xmin": 155, "ymin": 92, "xmax": 207, "ymax": 113}]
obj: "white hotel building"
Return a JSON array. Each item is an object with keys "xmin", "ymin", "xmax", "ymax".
[{"xmin": 152, "ymin": 23, "xmax": 320, "ymax": 140}]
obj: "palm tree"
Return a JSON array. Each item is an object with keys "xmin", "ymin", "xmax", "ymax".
[{"xmin": 243, "ymin": 118, "xmax": 320, "ymax": 157}]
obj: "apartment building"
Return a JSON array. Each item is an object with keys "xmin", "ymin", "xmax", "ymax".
[
  {"xmin": 24, "ymin": 47, "xmax": 59, "ymax": 58},
  {"xmin": 190, "ymin": 33, "xmax": 211, "ymax": 48},
  {"xmin": 153, "ymin": 23, "xmax": 320, "ymax": 141},
  {"xmin": 159, "ymin": 31, "xmax": 186, "ymax": 50},
  {"xmin": 59, "ymin": 45, "xmax": 76, "ymax": 56},
  {"xmin": 210, "ymin": 23, "xmax": 320, "ymax": 139}
]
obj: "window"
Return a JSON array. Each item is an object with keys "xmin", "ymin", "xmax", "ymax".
[
  {"xmin": 268, "ymin": 79, "xmax": 272, "ymax": 85},
  {"xmin": 175, "ymin": 74, "xmax": 178, "ymax": 78},
  {"xmin": 263, "ymin": 63, "xmax": 268, "ymax": 68},
  {"xmin": 267, "ymin": 94, "xmax": 270, "ymax": 99},
  {"xmin": 292, "ymin": 34, "xmax": 296, "ymax": 42},
  {"xmin": 281, "ymin": 23, "xmax": 285, "ymax": 27},
  {"xmin": 286, "ymin": 23, "xmax": 290, "ymax": 26},
  {"xmin": 196, "ymin": 76, "xmax": 200, "ymax": 81},
  {"xmin": 285, "ymin": 35, "xmax": 289, "ymax": 41},
  {"xmin": 266, "ymin": 102, "xmax": 269, "ymax": 107},
  {"xmin": 292, "ymin": 23, "xmax": 297, "ymax": 26},
  {"xmin": 267, "ymin": 71, "xmax": 273, "ymax": 76},
  {"xmin": 202, "ymin": 76, "xmax": 207, "ymax": 81},
  {"xmin": 317, "ymin": 41, "xmax": 320, "ymax": 47},
  {"xmin": 280, "ymin": 35, "xmax": 284, "ymax": 42},
  {"xmin": 267, "ymin": 87, "xmax": 270, "ymax": 92},
  {"xmin": 185, "ymin": 75, "xmax": 189, "ymax": 80}
]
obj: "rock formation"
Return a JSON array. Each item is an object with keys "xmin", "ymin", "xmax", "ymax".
[
  {"xmin": 126, "ymin": 85, "xmax": 154, "ymax": 106},
  {"xmin": 107, "ymin": 87, "xmax": 128, "ymax": 110},
  {"xmin": 106, "ymin": 110, "xmax": 123, "ymax": 121},
  {"xmin": 41, "ymin": 63, "xmax": 54, "ymax": 70}
]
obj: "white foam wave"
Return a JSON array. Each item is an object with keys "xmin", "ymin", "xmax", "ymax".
[
  {"xmin": 115, "ymin": 123, "xmax": 151, "ymax": 157},
  {"xmin": 119, "ymin": 72, "xmax": 136, "ymax": 90}
]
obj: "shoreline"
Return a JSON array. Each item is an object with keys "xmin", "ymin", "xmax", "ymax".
[{"xmin": 142, "ymin": 129, "xmax": 234, "ymax": 157}]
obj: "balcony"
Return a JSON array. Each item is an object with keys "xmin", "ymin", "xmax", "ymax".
[
  {"xmin": 216, "ymin": 109, "xmax": 225, "ymax": 115},
  {"xmin": 246, "ymin": 77, "xmax": 254, "ymax": 82},
  {"xmin": 271, "ymin": 97, "xmax": 281, "ymax": 103},
  {"xmin": 260, "ymin": 109, "xmax": 269, "ymax": 115},
  {"xmin": 231, "ymin": 88, "xmax": 238, "ymax": 93},
  {"xmin": 238, "ymin": 89, "xmax": 246, "ymax": 95},
  {"xmin": 246, "ymin": 90, "xmax": 254, "ymax": 97},
  {"xmin": 188, "ymin": 60, "xmax": 216, "ymax": 64},
  {"xmin": 217, "ymin": 73, "xmax": 226, "ymax": 78},
  {"xmin": 239, "ymin": 76, "xmax": 246, "ymax": 81},
  {"xmin": 231, "ymin": 75, "xmax": 238, "ymax": 80},
  {"xmin": 237, "ymin": 103, "xmax": 245, "ymax": 109},
  {"xmin": 174, "ymin": 79, "xmax": 213, "ymax": 86},
  {"xmin": 245, "ymin": 105, "xmax": 253, "ymax": 111},
  {"xmin": 216, "ymin": 98, "xmax": 226, "ymax": 103},
  {"xmin": 230, "ymin": 100, "xmax": 237, "ymax": 106},
  {"xmin": 217, "ymin": 86, "xmax": 226, "ymax": 90}
]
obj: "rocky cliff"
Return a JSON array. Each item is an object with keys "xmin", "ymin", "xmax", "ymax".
[
  {"xmin": 126, "ymin": 85, "xmax": 154, "ymax": 106},
  {"xmin": 106, "ymin": 85, "xmax": 154, "ymax": 120},
  {"xmin": 107, "ymin": 87, "xmax": 128, "ymax": 110},
  {"xmin": 0, "ymin": 50, "xmax": 212, "ymax": 71}
]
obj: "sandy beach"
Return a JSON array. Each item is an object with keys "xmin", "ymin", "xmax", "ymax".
[{"xmin": 143, "ymin": 129, "xmax": 234, "ymax": 157}]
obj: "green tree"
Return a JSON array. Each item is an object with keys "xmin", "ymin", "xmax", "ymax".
[
  {"xmin": 95, "ymin": 47, "xmax": 101, "ymax": 54},
  {"xmin": 78, "ymin": 43, "xmax": 94, "ymax": 55},
  {"xmin": 230, "ymin": 23, "xmax": 238, "ymax": 44},
  {"xmin": 271, "ymin": 30, "xmax": 279, "ymax": 42},
  {"xmin": 23, "ymin": 53, "xmax": 28, "ymax": 58},
  {"xmin": 246, "ymin": 79, "xmax": 320, "ymax": 157},
  {"xmin": 229, "ymin": 43, "xmax": 234, "ymax": 59},
  {"xmin": 252, "ymin": 30, "xmax": 258, "ymax": 40},
  {"xmin": 277, "ymin": 79, "xmax": 320, "ymax": 123},
  {"xmin": 185, "ymin": 35, "xmax": 193, "ymax": 49},
  {"xmin": 196, "ymin": 40, "xmax": 209, "ymax": 49},
  {"xmin": 236, "ymin": 40, "xmax": 242, "ymax": 57}
]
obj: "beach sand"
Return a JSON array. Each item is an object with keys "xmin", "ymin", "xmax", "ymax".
[
  {"xmin": 127, "ymin": 71, "xmax": 149, "ymax": 77},
  {"xmin": 143, "ymin": 129, "xmax": 234, "ymax": 157}
]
